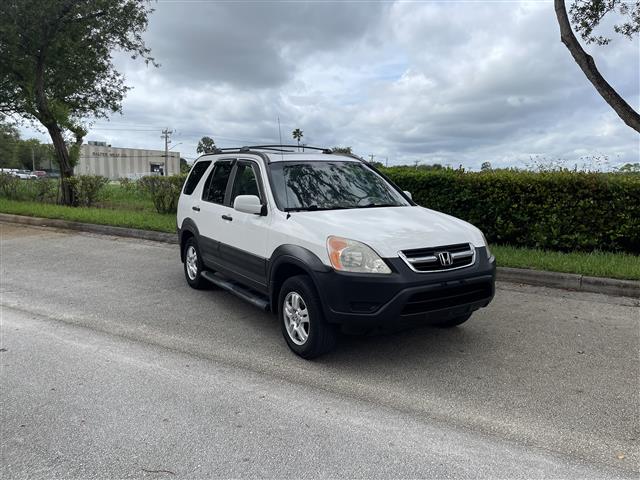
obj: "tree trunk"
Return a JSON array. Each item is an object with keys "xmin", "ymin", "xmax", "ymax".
[
  {"xmin": 47, "ymin": 124, "xmax": 75, "ymax": 205},
  {"xmin": 554, "ymin": 0, "xmax": 640, "ymax": 133},
  {"xmin": 34, "ymin": 53, "xmax": 76, "ymax": 205}
]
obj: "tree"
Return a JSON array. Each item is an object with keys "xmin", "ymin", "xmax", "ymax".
[
  {"xmin": 332, "ymin": 146, "xmax": 352, "ymax": 154},
  {"xmin": 0, "ymin": 0, "xmax": 156, "ymax": 204},
  {"xmin": 292, "ymin": 128, "xmax": 303, "ymax": 151},
  {"xmin": 554, "ymin": 0, "xmax": 640, "ymax": 133},
  {"xmin": 617, "ymin": 162, "xmax": 640, "ymax": 173},
  {"xmin": 481, "ymin": 161, "xmax": 492, "ymax": 171},
  {"xmin": 0, "ymin": 121, "xmax": 20, "ymax": 168},
  {"xmin": 16, "ymin": 138, "xmax": 54, "ymax": 170},
  {"xmin": 180, "ymin": 157, "xmax": 190, "ymax": 174},
  {"xmin": 196, "ymin": 136, "xmax": 216, "ymax": 154}
]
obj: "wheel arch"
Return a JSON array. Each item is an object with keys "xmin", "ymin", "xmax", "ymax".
[
  {"xmin": 268, "ymin": 245, "xmax": 331, "ymax": 314},
  {"xmin": 179, "ymin": 218, "xmax": 200, "ymax": 263}
]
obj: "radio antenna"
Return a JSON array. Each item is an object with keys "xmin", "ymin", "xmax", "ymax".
[
  {"xmin": 277, "ymin": 117, "xmax": 284, "ymax": 162},
  {"xmin": 277, "ymin": 116, "xmax": 291, "ymax": 218}
]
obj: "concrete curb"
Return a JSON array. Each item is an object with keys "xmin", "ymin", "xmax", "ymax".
[
  {"xmin": 1, "ymin": 212, "xmax": 638, "ymax": 298},
  {"xmin": 497, "ymin": 267, "xmax": 639, "ymax": 298},
  {"xmin": 0, "ymin": 212, "xmax": 177, "ymax": 244}
]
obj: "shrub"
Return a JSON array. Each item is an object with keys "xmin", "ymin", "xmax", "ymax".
[
  {"xmin": 383, "ymin": 168, "xmax": 640, "ymax": 254},
  {"xmin": 0, "ymin": 173, "xmax": 20, "ymax": 200},
  {"xmin": 138, "ymin": 174, "xmax": 186, "ymax": 214},
  {"xmin": 118, "ymin": 177, "xmax": 137, "ymax": 194},
  {"xmin": 64, "ymin": 175, "xmax": 110, "ymax": 207},
  {"xmin": 31, "ymin": 178, "xmax": 58, "ymax": 203}
]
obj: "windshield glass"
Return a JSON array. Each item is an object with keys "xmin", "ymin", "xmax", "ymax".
[{"xmin": 269, "ymin": 161, "xmax": 410, "ymax": 211}]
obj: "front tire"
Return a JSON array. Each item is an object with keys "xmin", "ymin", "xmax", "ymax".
[
  {"xmin": 183, "ymin": 237, "xmax": 208, "ymax": 290},
  {"xmin": 279, "ymin": 275, "xmax": 336, "ymax": 359}
]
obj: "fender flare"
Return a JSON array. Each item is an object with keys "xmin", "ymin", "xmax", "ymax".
[
  {"xmin": 268, "ymin": 245, "xmax": 331, "ymax": 313},
  {"xmin": 178, "ymin": 218, "xmax": 200, "ymax": 262}
]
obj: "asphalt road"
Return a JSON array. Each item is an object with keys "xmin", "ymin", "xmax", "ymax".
[{"xmin": 1, "ymin": 222, "xmax": 638, "ymax": 479}]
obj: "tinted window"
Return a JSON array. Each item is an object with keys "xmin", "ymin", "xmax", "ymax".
[
  {"xmin": 202, "ymin": 161, "xmax": 233, "ymax": 204},
  {"xmin": 230, "ymin": 164, "xmax": 261, "ymax": 203},
  {"xmin": 183, "ymin": 160, "xmax": 211, "ymax": 195},
  {"xmin": 269, "ymin": 161, "xmax": 409, "ymax": 211}
]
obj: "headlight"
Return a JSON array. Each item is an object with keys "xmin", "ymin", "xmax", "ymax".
[
  {"xmin": 327, "ymin": 236, "xmax": 391, "ymax": 274},
  {"xmin": 481, "ymin": 232, "xmax": 492, "ymax": 258}
]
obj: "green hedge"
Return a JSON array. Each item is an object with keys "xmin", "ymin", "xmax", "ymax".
[{"xmin": 383, "ymin": 168, "xmax": 640, "ymax": 253}]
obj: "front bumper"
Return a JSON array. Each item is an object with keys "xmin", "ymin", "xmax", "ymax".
[{"xmin": 313, "ymin": 247, "xmax": 496, "ymax": 326}]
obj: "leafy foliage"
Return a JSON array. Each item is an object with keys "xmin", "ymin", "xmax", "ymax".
[
  {"xmin": 383, "ymin": 168, "xmax": 640, "ymax": 253},
  {"xmin": 569, "ymin": 0, "xmax": 640, "ymax": 45},
  {"xmin": 617, "ymin": 162, "xmax": 640, "ymax": 173},
  {"xmin": 292, "ymin": 128, "xmax": 303, "ymax": 147},
  {"xmin": 138, "ymin": 175, "xmax": 187, "ymax": 214},
  {"xmin": 0, "ymin": 173, "xmax": 21, "ymax": 199},
  {"xmin": 196, "ymin": 137, "xmax": 216, "ymax": 154},
  {"xmin": 63, "ymin": 175, "xmax": 109, "ymax": 207},
  {"xmin": 32, "ymin": 178, "xmax": 58, "ymax": 203},
  {"xmin": 332, "ymin": 146, "xmax": 352, "ymax": 154},
  {"xmin": 0, "ymin": 0, "xmax": 156, "ymax": 204}
]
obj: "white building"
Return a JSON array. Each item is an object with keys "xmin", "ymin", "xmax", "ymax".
[{"xmin": 74, "ymin": 141, "xmax": 181, "ymax": 179}]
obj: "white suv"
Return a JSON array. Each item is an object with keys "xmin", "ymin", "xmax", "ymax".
[{"xmin": 177, "ymin": 146, "xmax": 495, "ymax": 358}]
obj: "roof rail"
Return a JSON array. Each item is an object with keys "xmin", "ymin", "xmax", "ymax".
[{"xmin": 211, "ymin": 145, "xmax": 334, "ymax": 155}]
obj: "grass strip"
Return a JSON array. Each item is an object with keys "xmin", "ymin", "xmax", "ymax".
[
  {"xmin": 0, "ymin": 199, "xmax": 175, "ymax": 233},
  {"xmin": 492, "ymin": 245, "xmax": 639, "ymax": 281}
]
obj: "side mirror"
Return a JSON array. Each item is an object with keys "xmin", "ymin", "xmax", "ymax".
[
  {"xmin": 403, "ymin": 191, "xmax": 413, "ymax": 200},
  {"xmin": 233, "ymin": 195, "xmax": 264, "ymax": 215}
]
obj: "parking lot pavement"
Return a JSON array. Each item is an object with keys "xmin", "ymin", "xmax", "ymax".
[{"xmin": 1, "ymin": 223, "xmax": 639, "ymax": 478}]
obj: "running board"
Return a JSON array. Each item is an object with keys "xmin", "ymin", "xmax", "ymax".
[{"xmin": 201, "ymin": 271, "xmax": 270, "ymax": 312}]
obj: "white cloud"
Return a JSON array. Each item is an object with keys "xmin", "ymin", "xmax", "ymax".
[{"xmin": 19, "ymin": 1, "xmax": 640, "ymax": 168}]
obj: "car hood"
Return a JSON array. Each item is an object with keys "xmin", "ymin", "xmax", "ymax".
[{"xmin": 287, "ymin": 206, "xmax": 485, "ymax": 258}]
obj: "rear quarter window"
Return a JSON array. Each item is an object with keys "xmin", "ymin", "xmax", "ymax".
[{"xmin": 183, "ymin": 161, "xmax": 211, "ymax": 195}]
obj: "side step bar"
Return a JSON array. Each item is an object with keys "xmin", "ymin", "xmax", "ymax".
[{"xmin": 201, "ymin": 271, "xmax": 270, "ymax": 312}]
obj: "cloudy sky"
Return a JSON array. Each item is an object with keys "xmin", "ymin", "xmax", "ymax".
[{"xmin": 22, "ymin": 0, "xmax": 640, "ymax": 169}]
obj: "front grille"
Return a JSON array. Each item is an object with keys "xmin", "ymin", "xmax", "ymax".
[
  {"xmin": 399, "ymin": 243, "xmax": 475, "ymax": 273},
  {"xmin": 401, "ymin": 282, "xmax": 493, "ymax": 316}
]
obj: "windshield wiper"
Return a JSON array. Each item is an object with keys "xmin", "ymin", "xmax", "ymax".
[
  {"xmin": 284, "ymin": 205, "xmax": 349, "ymax": 212},
  {"xmin": 356, "ymin": 203, "xmax": 402, "ymax": 208}
]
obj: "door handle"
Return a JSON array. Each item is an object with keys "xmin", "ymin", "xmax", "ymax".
[
  {"xmin": 192, "ymin": 206, "xmax": 200, "ymax": 212},
  {"xmin": 221, "ymin": 214, "xmax": 233, "ymax": 221}
]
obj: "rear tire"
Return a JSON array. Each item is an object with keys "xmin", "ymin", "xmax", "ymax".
[
  {"xmin": 279, "ymin": 275, "xmax": 337, "ymax": 359},
  {"xmin": 433, "ymin": 313, "xmax": 472, "ymax": 328},
  {"xmin": 183, "ymin": 237, "xmax": 208, "ymax": 290}
]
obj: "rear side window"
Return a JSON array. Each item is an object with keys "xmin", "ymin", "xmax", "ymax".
[
  {"xmin": 202, "ymin": 161, "xmax": 233, "ymax": 204},
  {"xmin": 183, "ymin": 161, "xmax": 211, "ymax": 195}
]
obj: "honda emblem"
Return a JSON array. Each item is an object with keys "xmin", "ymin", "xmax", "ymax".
[{"xmin": 437, "ymin": 251, "xmax": 453, "ymax": 266}]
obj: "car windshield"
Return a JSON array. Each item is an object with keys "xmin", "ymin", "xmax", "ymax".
[{"xmin": 269, "ymin": 161, "xmax": 410, "ymax": 211}]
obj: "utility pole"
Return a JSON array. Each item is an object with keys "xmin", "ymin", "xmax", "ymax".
[
  {"xmin": 385, "ymin": 157, "xmax": 389, "ymax": 167},
  {"xmin": 31, "ymin": 147, "xmax": 35, "ymax": 172},
  {"xmin": 161, "ymin": 128, "xmax": 173, "ymax": 176},
  {"xmin": 368, "ymin": 154, "xmax": 375, "ymax": 163}
]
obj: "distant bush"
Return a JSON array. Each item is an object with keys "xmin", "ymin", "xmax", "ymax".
[
  {"xmin": 118, "ymin": 177, "xmax": 137, "ymax": 194},
  {"xmin": 383, "ymin": 168, "xmax": 640, "ymax": 254},
  {"xmin": 0, "ymin": 173, "xmax": 20, "ymax": 200},
  {"xmin": 64, "ymin": 175, "xmax": 110, "ymax": 207},
  {"xmin": 31, "ymin": 178, "xmax": 58, "ymax": 203},
  {"xmin": 138, "ymin": 174, "xmax": 186, "ymax": 214}
]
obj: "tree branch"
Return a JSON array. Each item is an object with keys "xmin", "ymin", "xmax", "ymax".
[{"xmin": 555, "ymin": 0, "xmax": 640, "ymax": 133}]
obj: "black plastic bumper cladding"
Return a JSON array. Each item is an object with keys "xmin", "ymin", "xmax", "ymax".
[{"xmin": 312, "ymin": 248, "xmax": 496, "ymax": 325}]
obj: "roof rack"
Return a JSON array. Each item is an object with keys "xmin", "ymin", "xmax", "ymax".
[{"xmin": 212, "ymin": 145, "xmax": 334, "ymax": 155}]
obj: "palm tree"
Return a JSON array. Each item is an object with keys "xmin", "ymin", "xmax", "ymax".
[{"xmin": 292, "ymin": 128, "xmax": 303, "ymax": 151}]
